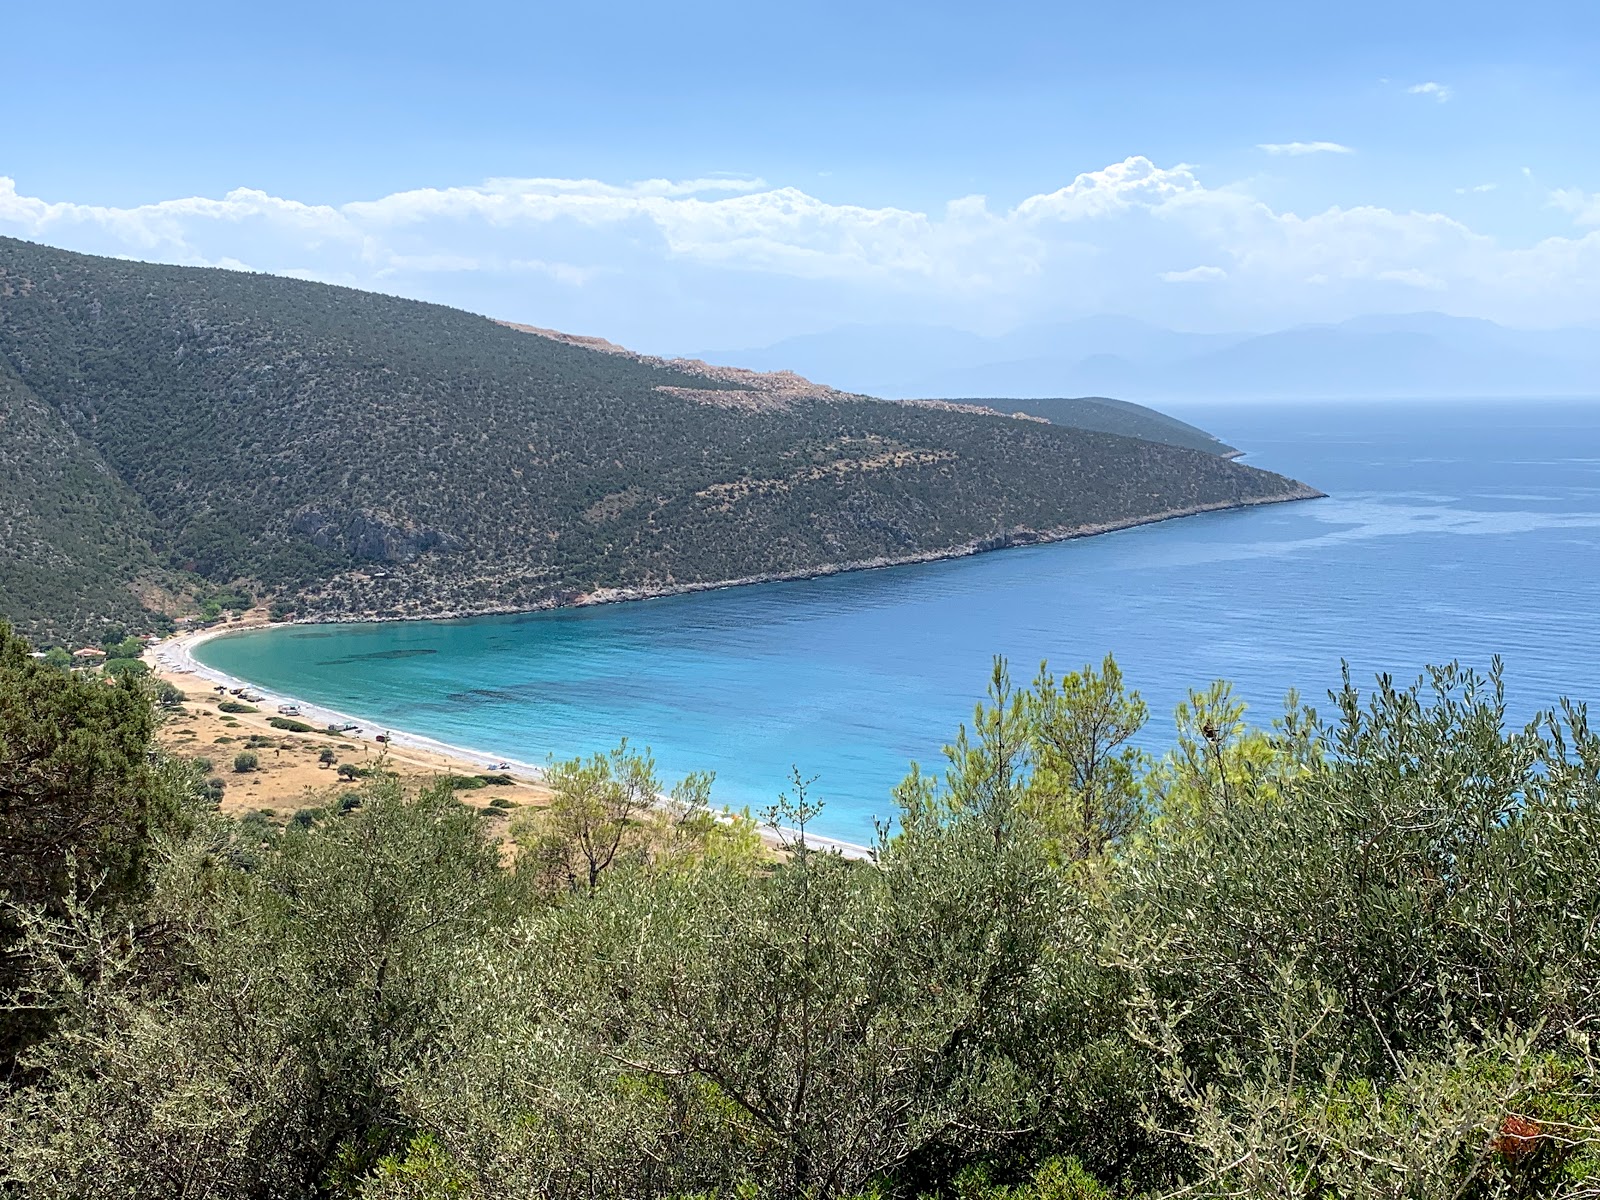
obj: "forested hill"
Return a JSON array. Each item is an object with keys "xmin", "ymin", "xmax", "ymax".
[
  {"xmin": 926, "ymin": 395, "xmax": 1240, "ymax": 456},
  {"xmin": 0, "ymin": 355, "xmax": 179, "ymax": 643},
  {"xmin": 0, "ymin": 237, "xmax": 1317, "ymax": 642}
]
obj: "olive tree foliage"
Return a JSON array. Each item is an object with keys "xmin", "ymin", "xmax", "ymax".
[
  {"xmin": 371, "ymin": 667, "xmax": 1150, "ymax": 1199},
  {"xmin": 1, "ymin": 777, "xmax": 508, "ymax": 1199},
  {"xmin": 1113, "ymin": 661, "xmax": 1600, "ymax": 1196},
  {"xmin": 5, "ymin": 652, "xmax": 1600, "ymax": 1200},
  {"xmin": 0, "ymin": 621, "xmax": 199, "ymax": 1070}
]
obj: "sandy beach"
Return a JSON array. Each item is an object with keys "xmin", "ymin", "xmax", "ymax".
[
  {"xmin": 146, "ymin": 620, "xmax": 875, "ymax": 859},
  {"xmin": 153, "ymin": 623, "xmax": 553, "ymax": 776},
  {"xmin": 147, "ymin": 621, "xmax": 553, "ymax": 826}
]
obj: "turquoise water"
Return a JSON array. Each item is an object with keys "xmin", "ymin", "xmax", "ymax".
[{"xmin": 199, "ymin": 399, "xmax": 1600, "ymax": 844}]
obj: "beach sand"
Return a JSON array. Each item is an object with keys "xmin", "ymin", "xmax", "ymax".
[
  {"xmin": 147, "ymin": 621, "xmax": 552, "ymax": 827},
  {"xmin": 145, "ymin": 619, "xmax": 873, "ymax": 859}
]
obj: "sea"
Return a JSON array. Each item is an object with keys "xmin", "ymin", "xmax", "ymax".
[{"xmin": 197, "ymin": 398, "xmax": 1600, "ymax": 844}]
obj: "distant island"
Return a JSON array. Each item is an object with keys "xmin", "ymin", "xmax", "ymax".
[{"xmin": 0, "ymin": 236, "xmax": 1319, "ymax": 645}]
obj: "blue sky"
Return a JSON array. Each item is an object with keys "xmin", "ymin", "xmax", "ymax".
[{"xmin": 6, "ymin": 0, "xmax": 1599, "ymax": 350}]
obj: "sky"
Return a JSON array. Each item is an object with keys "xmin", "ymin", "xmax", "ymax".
[{"xmin": 5, "ymin": 0, "xmax": 1600, "ymax": 352}]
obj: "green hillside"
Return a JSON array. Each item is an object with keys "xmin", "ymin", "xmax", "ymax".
[
  {"xmin": 949, "ymin": 395, "xmax": 1240, "ymax": 456},
  {"xmin": 0, "ymin": 355, "xmax": 179, "ymax": 644},
  {"xmin": 0, "ymin": 237, "xmax": 1315, "ymax": 641}
]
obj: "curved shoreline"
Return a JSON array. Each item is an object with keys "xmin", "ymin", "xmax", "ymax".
[
  {"xmin": 150, "ymin": 488, "xmax": 1321, "ymax": 862},
  {"xmin": 154, "ymin": 626, "xmax": 550, "ymax": 781},
  {"xmin": 153, "ymin": 624, "xmax": 878, "ymax": 861},
  {"xmin": 268, "ymin": 486, "xmax": 1326, "ymax": 628}
]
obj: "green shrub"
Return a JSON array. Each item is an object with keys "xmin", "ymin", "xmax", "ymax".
[
  {"xmin": 218, "ymin": 700, "xmax": 257, "ymax": 714},
  {"xmin": 443, "ymin": 774, "xmax": 488, "ymax": 790},
  {"xmin": 8, "ymin": 653, "xmax": 1600, "ymax": 1198},
  {"xmin": 269, "ymin": 716, "xmax": 315, "ymax": 733},
  {"xmin": 232, "ymin": 751, "xmax": 259, "ymax": 774},
  {"xmin": 235, "ymin": 810, "xmax": 276, "ymax": 841},
  {"xmin": 104, "ymin": 637, "xmax": 145, "ymax": 660}
]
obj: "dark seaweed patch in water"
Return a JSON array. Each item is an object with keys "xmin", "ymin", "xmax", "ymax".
[
  {"xmin": 289, "ymin": 630, "xmax": 343, "ymax": 639},
  {"xmin": 322, "ymin": 648, "xmax": 440, "ymax": 665},
  {"xmin": 445, "ymin": 686, "xmax": 540, "ymax": 704}
]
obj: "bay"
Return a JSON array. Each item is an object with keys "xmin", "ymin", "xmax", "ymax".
[{"xmin": 197, "ymin": 398, "xmax": 1600, "ymax": 844}]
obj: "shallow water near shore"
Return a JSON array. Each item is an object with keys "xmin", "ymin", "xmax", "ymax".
[{"xmin": 198, "ymin": 398, "xmax": 1600, "ymax": 844}]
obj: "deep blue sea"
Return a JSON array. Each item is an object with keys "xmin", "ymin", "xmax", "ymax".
[{"xmin": 198, "ymin": 399, "xmax": 1600, "ymax": 843}]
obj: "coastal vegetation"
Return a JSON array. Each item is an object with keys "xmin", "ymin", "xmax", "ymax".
[
  {"xmin": 930, "ymin": 396, "xmax": 1239, "ymax": 456},
  {"xmin": 2, "ymin": 620, "xmax": 1596, "ymax": 1198},
  {"xmin": 0, "ymin": 355, "xmax": 179, "ymax": 645},
  {"xmin": 0, "ymin": 237, "xmax": 1314, "ymax": 646}
]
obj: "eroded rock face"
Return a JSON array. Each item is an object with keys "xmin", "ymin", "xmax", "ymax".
[
  {"xmin": 498, "ymin": 321, "xmax": 855, "ymax": 412},
  {"xmin": 290, "ymin": 509, "xmax": 454, "ymax": 563},
  {"xmin": 497, "ymin": 323, "xmax": 1065, "ymax": 422},
  {"xmin": 896, "ymin": 398, "xmax": 1051, "ymax": 423}
]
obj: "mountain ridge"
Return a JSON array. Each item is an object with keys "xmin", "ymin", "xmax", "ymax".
[
  {"xmin": 0, "ymin": 237, "xmax": 1318, "ymax": 644},
  {"xmin": 700, "ymin": 312, "xmax": 1600, "ymax": 400}
]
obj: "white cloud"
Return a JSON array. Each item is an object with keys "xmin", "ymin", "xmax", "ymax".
[
  {"xmin": 1408, "ymin": 81, "xmax": 1453, "ymax": 102},
  {"xmin": 1160, "ymin": 265, "xmax": 1228, "ymax": 283},
  {"xmin": 1550, "ymin": 188, "xmax": 1600, "ymax": 226},
  {"xmin": 1455, "ymin": 183, "xmax": 1497, "ymax": 194},
  {"xmin": 5, "ymin": 160, "xmax": 1600, "ymax": 345},
  {"xmin": 1014, "ymin": 157, "xmax": 1203, "ymax": 221},
  {"xmin": 1257, "ymin": 141, "xmax": 1354, "ymax": 156}
]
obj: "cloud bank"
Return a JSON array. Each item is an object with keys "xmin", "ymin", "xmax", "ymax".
[{"xmin": 3, "ymin": 156, "xmax": 1597, "ymax": 348}]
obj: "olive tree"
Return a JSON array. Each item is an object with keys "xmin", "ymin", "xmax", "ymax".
[{"xmin": 2, "ymin": 778, "xmax": 509, "ymax": 1198}]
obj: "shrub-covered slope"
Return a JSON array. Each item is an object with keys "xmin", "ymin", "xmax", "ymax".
[
  {"xmin": 0, "ymin": 355, "xmax": 178, "ymax": 643},
  {"xmin": 935, "ymin": 395, "xmax": 1239, "ymax": 456},
  {"xmin": 0, "ymin": 237, "xmax": 1314, "ymax": 636}
]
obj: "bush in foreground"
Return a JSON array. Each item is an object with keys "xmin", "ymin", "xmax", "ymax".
[{"xmin": 0, "ymin": 647, "xmax": 1596, "ymax": 1198}]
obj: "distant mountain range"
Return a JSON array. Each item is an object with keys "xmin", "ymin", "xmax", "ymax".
[{"xmin": 695, "ymin": 313, "xmax": 1600, "ymax": 401}]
